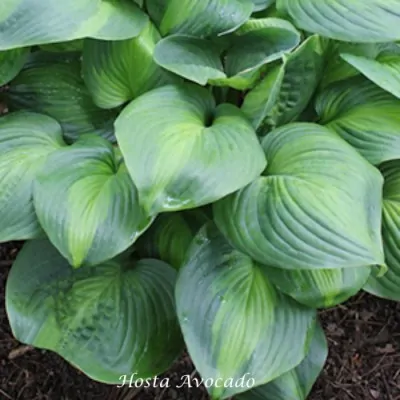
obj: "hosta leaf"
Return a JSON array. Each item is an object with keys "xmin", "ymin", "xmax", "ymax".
[
  {"xmin": 136, "ymin": 210, "xmax": 209, "ymax": 270},
  {"xmin": 214, "ymin": 123, "xmax": 384, "ymax": 271},
  {"xmin": 5, "ymin": 55, "xmax": 117, "ymax": 142},
  {"xmin": 0, "ymin": 112, "xmax": 66, "ymax": 241},
  {"xmin": 320, "ymin": 42, "xmax": 380, "ymax": 90},
  {"xmin": 0, "ymin": 48, "xmax": 30, "ymax": 86},
  {"xmin": 223, "ymin": 18, "xmax": 300, "ymax": 77},
  {"xmin": 83, "ymin": 21, "xmax": 173, "ymax": 109},
  {"xmin": 6, "ymin": 240, "xmax": 182, "ymax": 383},
  {"xmin": 242, "ymin": 35, "xmax": 324, "ymax": 133},
  {"xmin": 0, "ymin": 0, "xmax": 148, "ymax": 50},
  {"xmin": 238, "ymin": 323, "xmax": 327, "ymax": 400},
  {"xmin": 176, "ymin": 223, "xmax": 316, "ymax": 399},
  {"xmin": 365, "ymin": 161, "xmax": 400, "ymax": 301},
  {"xmin": 115, "ymin": 84, "xmax": 266, "ymax": 215},
  {"xmin": 158, "ymin": 0, "xmax": 254, "ymax": 37},
  {"xmin": 341, "ymin": 50, "xmax": 400, "ymax": 99},
  {"xmin": 277, "ymin": 0, "xmax": 400, "ymax": 43},
  {"xmin": 154, "ymin": 35, "xmax": 226, "ymax": 86},
  {"xmin": 316, "ymin": 76, "xmax": 400, "ymax": 165},
  {"xmin": 34, "ymin": 135, "xmax": 151, "ymax": 268},
  {"xmin": 265, "ymin": 265, "xmax": 371, "ymax": 308},
  {"xmin": 154, "ymin": 19, "xmax": 299, "ymax": 90},
  {"xmin": 251, "ymin": 0, "xmax": 275, "ymax": 12}
]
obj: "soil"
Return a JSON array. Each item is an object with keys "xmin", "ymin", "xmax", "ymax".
[{"xmin": 1, "ymin": 242, "xmax": 400, "ymax": 400}]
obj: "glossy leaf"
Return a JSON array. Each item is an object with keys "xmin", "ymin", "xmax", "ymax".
[
  {"xmin": 277, "ymin": 0, "xmax": 400, "ymax": 43},
  {"xmin": 5, "ymin": 55, "xmax": 117, "ymax": 142},
  {"xmin": 6, "ymin": 240, "xmax": 183, "ymax": 383},
  {"xmin": 0, "ymin": 0, "xmax": 148, "ymax": 50},
  {"xmin": 34, "ymin": 135, "xmax": 151, "ymax": 268},
  {"xmin": 341, "ymin": 50, "xmax": 400, "ymax": 99},
  {"xmin": 238, "ymin": 323, "xmax": 327, "ymax": 400},
  {"xmin": 0, "ymin": 47, "xmax": 30, "ymax": 86},
  {"xmin": 136, "ymin": 210, "xmax": 209, "ymax": 270},
  {"xmin": 265, "ymin": 265, "xmax": 371, "ymax": 308},
  {"xmin": 176, "ymin": 223, "xmax": 316, "ymax": 399},
  {"xmin": 365, "ymin": 161, "xmax": 400, "ymax": 301},
  {"xmin": 83, "ymin": 21, "xmax": 173, "ymax": 109},
  {"xmin": 115, "ymin": 84, "xmax": 266, "ymax": 215},
  {"xmin": 316, "ymin": 76, "xmax": 400, "ymax": 165},
  {"xmin": 242, "ymin": 35, "xmax": 324, "ymax": 133},
  {"xmin": 0, "ymin": 112, "xmax": 66, "ymax": 241},
  {"xmin": 158, "ymin": 0, "xmax": 254, "ymax": 37},
  {"xmin": 214, "ymin": 123, "xmax": 384, "ymax": 271}
]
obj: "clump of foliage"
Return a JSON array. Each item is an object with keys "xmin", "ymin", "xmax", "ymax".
[{"xmin": 1, "ymin": 1, "xmax": 400, "ymax": 399}]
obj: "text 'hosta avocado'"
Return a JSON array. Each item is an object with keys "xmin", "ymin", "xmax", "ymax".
[{"xmin": 1, "ymin": 1, "xmax": 399, "ymax": 399}]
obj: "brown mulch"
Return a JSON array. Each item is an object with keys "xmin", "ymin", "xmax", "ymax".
[{"xmin": 1, "ymin": 242, "xmax": 400, "ymax": 400}]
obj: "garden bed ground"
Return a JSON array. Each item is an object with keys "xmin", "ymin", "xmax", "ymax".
[{"xmin": 1, "ymin": 242, "xmax": 400, "ymax": 400}]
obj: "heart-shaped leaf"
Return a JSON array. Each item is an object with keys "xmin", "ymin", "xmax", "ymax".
[
  {"xmin": 364, "ymin": 161, "xmax": 400, "ymax": 301},
  {"xmin": 115, "ymin": 84, "xmax": 266, "ymax": 215},
  {"xmin": 341, "ymin": 47, "xmax": 400, "ymax": 99},
  {"xmin": 5, "ymin": 53, "xmax": 117, "ymax": 142},
  {"xmin": 83, "ymin": 21, "xmax": 174, "ymax": 109},
  {"xmin": 154, "ymin": 19, "xmax": 300, "ymax": 89},
  {"xmin": 34, "ymin": 135, "xmax": 151, "ymax": 268},
  {"xmin": 316, "ymin": 76, "xmax": 400, "ymax": 165},
  {"xmin": 0, "ymin": 112, "xmax": 66, "ymax": 241},
  {"xmin": 265, "ymin": 265, "xmax": 371, "ymax": 308},
  {"xmin": 0, "ymin": 48, "xmax": 30, "ymax": 86},
  {"xmin": 242, "ymin": 35, "xmax": 324, "ymax": 133},
  {"xmin": 6, "ymin": 240, "xmax": 183, "ymax": 383},
  {"xmin": 176, "ymin": 223, "xmax": 316, "ymax": 399},
  {"xmin": 136, "ymin": 210, "xmax": 209, "ymax": 270},
  {"xmin": 158, "ymin": 0, "xmax": 254, "ymax": 37},
  {"xmin": 0, "ymin": 0, "xmax": 148, "ymax": 50},
  {"xmin": 214, "ymin": 123, "xmax": 384, "ymax": 271},
  {"xmin": 277, "ymin": 0, "xmax": 400, "ymax": 43},
  {"xmin": 237, "ymin": 323, "xmax": 327, "ymax": 400}
]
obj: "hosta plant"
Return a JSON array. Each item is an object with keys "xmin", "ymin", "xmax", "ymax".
[{"xmin": 1, "ymin": 1, "xmax": 400, "ymax": 399}]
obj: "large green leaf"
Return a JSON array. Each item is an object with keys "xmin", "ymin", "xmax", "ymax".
[
  {"xmin": 6, "ymin": 240, "xmax": 182, "ymax": 383},
  {"xmin": 115, "ymin": 84, "xmax": 266, "ymax": 215},
  {"xmin": 0, "ymin": 48, "xmax": 30, "ymax": 86},
  {"xmin": 214, "ymin": 123, "xmax": 384, "ymax": 271},
  {"xmin": 316, "ymin": 76, "xmax": 400, "ymax": 166},
  {"xmin": 34, "ymin": 135, "xmax": 151, "ymax": 268},
  {"xmin": 157, "ymin": 0, "xmax": 254, "ymax": 37},
  {"xmin": 83, "ymin": 21, "xmax": 173, "ymax": 109},
  {"xmin": 0, "ymin": 0, "xmax": 148, "ymax": 50},
  {"xmin": 242, "ymin": 35, "xmax": 324, "ymax": 133},
  {"xmin": 136, "ymin": 210, "xmax": 209, "ymax": 270},
  {"xmin": 265, "ymin": 265, "xmax": 371, "ymax": 308},
  {"xmin": 154, "ymin": 19, "xmax": 299, "ymax": 90},
  {"xmin": 176, "ymin": 223, "xmax": 316, "ymax": 399},
  {"xmin": 277, "ymin": 0, "xmax": 400, "ymax": 43},
  {"xmin": 5, "ymin": 54, "xmax": 117, "ymax": 142},
  {"xmin": 365, "ymin": 161, "xmax": 400, "ymax": 301},
  {"xmin": 238, "ymin": 323, "xmax": 327, "ymax": 400},
  {"xmin": 0, "ymin": 112, "xmax": 66, "ymax": 241},
  {"xmin": 341, "ymin": 48, "xmax": 400, "ymax": 99}
]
